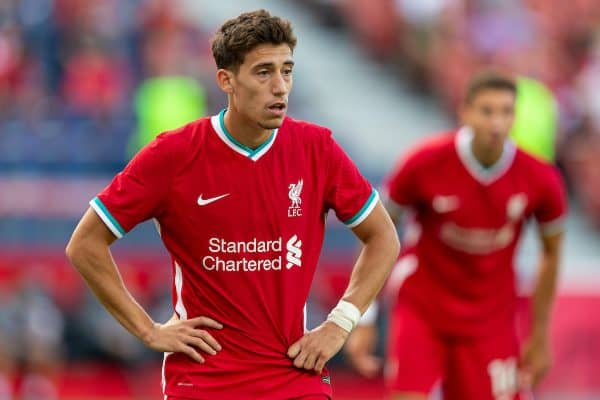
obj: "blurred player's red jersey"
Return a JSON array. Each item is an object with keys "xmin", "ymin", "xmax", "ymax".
[
  {"xmin": 91, "ymin": 111, "xmax": 378, "ymax": 400},
  {"xmin": 385, "ymin": 127, "xmax": 566, "ymax": 337}
]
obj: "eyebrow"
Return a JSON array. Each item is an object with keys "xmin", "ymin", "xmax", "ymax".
[{"xmin": 252, "ymin": 60, "xmax": 295, "ymax": 70}]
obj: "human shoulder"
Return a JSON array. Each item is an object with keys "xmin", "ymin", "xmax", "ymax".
[
  {"xmin": 395, "ymin": 130, "xmax": 456, "ymax": 171},
  {"xmin": 514, "ymin": 147, "xmax": 563, "ymax": 186},
  {"xmin": 154, "ymin": 117, "xmax": 210, "ymax": 147},
  {"xmin": 143, "ymin": 117, "xmax": 210, "ymax": 160},
  {"xmin": 514, "ymin": 147, "xmax": 559, "ymax": 175},
  {"xmin": 129, "ymin": 117, "xmax": 211, "ymax": 178},
  {"xmin": 281, "ymin": 116, "xmax": 333, "ymax": 141}
]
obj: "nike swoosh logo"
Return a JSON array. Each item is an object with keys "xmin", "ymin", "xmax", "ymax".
[{"xmin": 197, "ymin": 193, "xmax": 230, "ymax": 206}]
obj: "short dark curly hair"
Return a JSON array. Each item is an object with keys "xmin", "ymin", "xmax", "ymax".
[{"xmin": 211, "ymin": 9, "xmax": 297, "ymax": 72}]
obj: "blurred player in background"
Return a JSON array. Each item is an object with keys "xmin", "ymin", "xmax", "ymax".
[
  {"xmin": 345, "ymin": 71, "xmax": 567, "ymax": 400},
  {"xmin": 66, "ymin": 9, "xmax": 399, "ymax": 400}
]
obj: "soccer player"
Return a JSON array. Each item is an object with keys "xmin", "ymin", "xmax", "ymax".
[
  {"xmin": 345, "ymin": 71, "xmax": 566, "ymax": 400},
  {"xmin": 65, "ymin": 9, "xmax": 400, "ymax": 400}
]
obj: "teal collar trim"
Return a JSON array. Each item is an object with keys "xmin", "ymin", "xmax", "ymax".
[{"xmin": 212, "ymin": 109, "xmax": 278, "ymax": 161}]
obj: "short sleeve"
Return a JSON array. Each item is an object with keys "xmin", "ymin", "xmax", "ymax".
[
  {"xmin": 384, "ymin": 151, "xmax": 420, "ymax": 208},
  {"xmin": 90, "ymin": 134, "xmax": 175, "ymax": 238},
  {"xmin": 325, "ymin": 136, "xmax": 378, "ymax": 228},
  {"xmin": 534, "ymin": 166, "xmax": 567, "ymax": 236}
]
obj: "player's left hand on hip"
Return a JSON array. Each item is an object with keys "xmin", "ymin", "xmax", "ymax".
[
  {"xmin": 518, "ymin": 332, "xmax": 551, "ymax": 388},
  {"xmin": 287, "ymin": 320, "xmax": 349, "ymax": 373}
]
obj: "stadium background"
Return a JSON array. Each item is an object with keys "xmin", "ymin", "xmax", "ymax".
[{"xmin": 1, "ymin": 0, "xmax": 599, "ymax": 399}]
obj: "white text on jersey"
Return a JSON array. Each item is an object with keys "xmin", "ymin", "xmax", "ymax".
[{"xmin": 202, "ymin": 235, "xmax": 302, "ymax": 273}]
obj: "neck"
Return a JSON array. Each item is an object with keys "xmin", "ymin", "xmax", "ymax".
[
  {"xmin": 470, "ymin": 139, "xmax": 503, "ymax": 168},
  {"xmin": 223, "ymin": 108, "xmax": 273, "ymax": 150}
]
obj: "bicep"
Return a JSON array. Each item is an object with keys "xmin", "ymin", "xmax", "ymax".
[
  {"xmin": 70, "ymin": 207, "xmax": 118, "ymax": 250},
  {"xmin": 383, "ymin": 197, "xmax": 403, "ymax": 226},
  {"xmin": 351, "ymin": 201, "xmax": 396, "ymax": 244},
  {"xmin": 538, "ymin": 229, "xmax": 563, "ymax": 256}
]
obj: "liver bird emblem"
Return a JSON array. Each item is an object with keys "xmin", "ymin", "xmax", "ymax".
[{"xmin": 288, "ymin": 179, "xmax": 303, "ymax": 208}]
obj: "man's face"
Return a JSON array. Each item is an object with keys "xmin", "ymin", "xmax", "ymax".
[
  {"xmin": 226, "ymin": 43, "xmax": 294, "ymax": 130},
  {"xmin": 461, "ymin": 88, "xmax": 516, "ymax": 151}
]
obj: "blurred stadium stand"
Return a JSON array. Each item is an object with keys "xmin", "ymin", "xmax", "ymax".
[{"xmin": 0, "ymin": 0, "xmax": 599, "ymax": 399}]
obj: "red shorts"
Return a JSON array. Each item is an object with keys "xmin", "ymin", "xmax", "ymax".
[
  {"xmin": 385, "ymin": 302, "xmax": 526, "ymax": 400},
  {"xmin": 167, "ymin": 395, "xmax": 328, "ymax": 400}
]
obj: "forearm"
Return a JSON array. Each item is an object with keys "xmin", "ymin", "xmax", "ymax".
[
  {"xmin": 288, "ymin": 223, "xmax": 398, "ymax": 373},
  {"xmin": 342, "ymin": 230, "xmax": 399, "ymax": 313},
  {"xmin": 530, "ymin": 247, "xmax": 560, "ymax": 337},
  {"xmin": 67, "ymin": 242, "xmax": 155, "ymax": 343}
]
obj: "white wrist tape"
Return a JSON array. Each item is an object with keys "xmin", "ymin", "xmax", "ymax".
[{"xmin": 327, "ymin": 300, "xmax": 361, "ymax": 333}]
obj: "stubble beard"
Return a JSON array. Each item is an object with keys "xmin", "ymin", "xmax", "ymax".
[{"xmin": 258, "ymin": 119, "xmax": 283, "ymax": 130}]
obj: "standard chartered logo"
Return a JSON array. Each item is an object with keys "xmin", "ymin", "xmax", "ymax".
[
  {"xmin": 286, "ymin": 235, "xmax": 302, "ymax": 269},
  {"xmin": 202, "ymin": 235, "xmax": 303, "ymax": 273}
]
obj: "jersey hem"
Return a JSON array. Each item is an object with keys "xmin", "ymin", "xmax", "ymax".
[
  {"xmin": 344, "ymin": 188, "xmax": 379, "ymax": 228},
  {"xmin": 163, "ymin": 383, "xmax": 332, "ymax": 400},
  {"xmin": 89, "ymin": 196, "xmax": 126, "ymax": 238}
]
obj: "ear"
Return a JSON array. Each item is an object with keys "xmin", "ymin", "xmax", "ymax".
[{"xmin": 216, "ymin": 69, "xmax": 234, "ymax": 94}]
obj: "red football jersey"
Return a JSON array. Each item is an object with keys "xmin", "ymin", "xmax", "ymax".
[
  {"xmin": 385, "ymin": 127, "xmax": 566, "ymax": 337},
  {"xmin": 90, "ymin": 110, "xmax": 378, "ymax": 399}
]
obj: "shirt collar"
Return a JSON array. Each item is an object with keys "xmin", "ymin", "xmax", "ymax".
[
  {"xmin": 210, "ymin": 109, "xmax": 278, "ymax": 161},
  {"xmin": 455, "ymin": 126, "xmax": 516, "ymax": 184}
]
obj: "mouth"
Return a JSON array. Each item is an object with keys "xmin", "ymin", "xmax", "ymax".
[
  {"xmin": 490, "ymin": 132, "xmax": 504, "ymax": 141},
  {"xmin": 267, "ymin": 102, "xmax": 287, "ymax": 115}
]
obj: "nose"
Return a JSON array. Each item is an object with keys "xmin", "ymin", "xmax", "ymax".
[
  {"xmin": 491, "ymin": 113, "xmax": 508, "ymax": 131},
  {"xmin": 272, "ymin": 72, "xmax": 289, "ymax": 97}
]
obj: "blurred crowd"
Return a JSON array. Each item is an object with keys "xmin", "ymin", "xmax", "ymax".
[
  {"xmin": 307, "ymin": 0, "xmax": 600, "ymax": 225},
  {"xmin": 0, "ymin": 0, "xmax": 213, "ymax": 169},
  {"xmin": 0, "ymin": 0, "xmax": 213, "ymax": 397},
  {"xmin": 2, "ymin": 0, "xmax": 599, "ymax": 214},
  {"xmin": 0, "ymin": 253, "xmax": 174, "ymax": 399}
]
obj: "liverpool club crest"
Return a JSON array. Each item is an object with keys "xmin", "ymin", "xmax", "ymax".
[{"xmin": 288, "ymin": 179, "xmax": 303, "ymax": 217}]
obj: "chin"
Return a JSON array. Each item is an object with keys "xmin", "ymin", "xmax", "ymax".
[{"xmin": 259, "ymin": 118, "xmax": 284, "ymax": 130}]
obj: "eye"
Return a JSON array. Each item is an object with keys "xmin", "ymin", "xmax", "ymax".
[
  {"xmin": 257, "ymin": 70, "xmax": 269, "ymax": 77},
  {"xmin": 480, "ymin": 107, "xmax": 492, "ymax": 116},
  {"xmin": 283, "ymin": 68, "xmax": 293, "ymax": 76}
]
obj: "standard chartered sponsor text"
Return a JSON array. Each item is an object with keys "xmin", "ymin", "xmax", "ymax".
[
  {"xmin": 203, "ymin": 237, "xmax": 285, "ymax": 272},
  {"xmin": 208, "ymin": 237, "xmax": 282, "ymax": 253}
]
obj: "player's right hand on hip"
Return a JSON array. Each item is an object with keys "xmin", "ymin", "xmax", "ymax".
[
  {"xmin": 142, "ymin": 314, "xmax": 223, "ymax": 363},
  {"xmin": 287, "ymin": 320, "xmax": 349, "ymax": 374}
]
